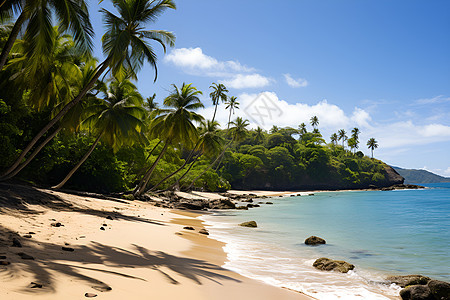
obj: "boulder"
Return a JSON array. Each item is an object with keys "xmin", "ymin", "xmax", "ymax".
[
  {"xmin": 236, "ymin": 206, "xmax": 248, "ymax": 210},
  {"xmin": 400, "ymin": 285, "xmax": 433, "ymax": 300},
  {"xmin": 266, "ymin": 202, "xmax": 273, "ymax": 205},
  {"xmin": 305, "ymin": 236, "xmax": 326, "ymax": 245},
  {"xmin": 387, "ymin": 275, "xmax": 431, "ymax": 288},
  {"xmin": 313, "ymin": 257, "xmax": 354, "ymax": 273},
  {"xmin": 428, "ymin": 280, "xmax": 450, "ymax": 300},
  {"xmin": 209, "ymin": 199, "xmax": 236, "ymax": 209},
  {"xmin": 198, "ymin": 229, "xmax": 209, "ymax": 235},
  {"xmin": 239, "ymin": 221, "xmax": 257, "ymax": 228}
]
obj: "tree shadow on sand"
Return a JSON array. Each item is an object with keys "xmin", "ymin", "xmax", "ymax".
[
  {"xmin": 1, "ymin": 227, "xmax": 240, "ymax": 295},
  {"xmin": 0, "ymin": 184, "xmax": 241, "ymax": 296},
  {"xmin": 0, "ymin": 183, "xmax": 165, "ymax": 226}
]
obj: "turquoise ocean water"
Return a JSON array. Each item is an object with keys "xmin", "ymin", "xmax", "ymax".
[{"xmin": 201, "ymin": 183, "xmax": 450, "ymax": 300}]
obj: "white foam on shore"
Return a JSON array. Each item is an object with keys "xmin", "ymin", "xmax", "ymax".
[{"xmin": 200, "ymin": 214, "xmax": 401, "ymax": 300}]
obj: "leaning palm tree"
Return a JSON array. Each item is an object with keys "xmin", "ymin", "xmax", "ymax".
[
  {"xmin": 225, "ymin": 96, "xmax": 239, "ymax": 130},
  {"xmin": 186, "ymin": 117, "xmax": 249, "ymax": 190},
  {"xmin": 367, "ymin": 138, "xmax": 378, "ymax": 158},
  {"xmin": 1, "ymin": 0, "xmax": 175, "ymax": 181},
  {"xmin": 209, "ymin": 82, "xmax": 228, "ymax": 122},
  {"xmin": 0, "ymin": 0, "xmax": 93, "ymax": 70},
  {"xmin": 53, "ymin": 78, "xmax": 146, "ymax": 189},
  {"xmin": 310, "ymin": 116, "xmax": 319, "ymax": 129},
  {"xmin": 134, "ymin": 82, "xmax": 204, "ymax": 196},
  {"xmin": 1, "ymin": 57, "xmax": 101, "ymax": 181},
  {"xmin": 338, "ymin": 129, "xmax": 347, "ymax": 148},
  {"xmin": 154, "ymin": 119, "xmax": 223, "ymax": 191}
]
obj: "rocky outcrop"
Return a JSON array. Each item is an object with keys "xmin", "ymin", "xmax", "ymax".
[
  {"xmin": 400, "ymin": 285, "xmax": 434, "ymax": 300},
  {"xmin": 313, "ymin": 257, "xmax": 354, "ymax": 273},
  {"xmin": 239, "ymin": 221, "xmax": 257, "ymax": 228},
  {"xmin": 428, "ymin": 280, "xmax": 450, "ymax": 300},
  {"xmin": 209, "ymin": 199, "xmax": 236, "ymax": 209},
  {"xmin": 383, "ymin": 165, "xmax": 405, "ymax": 186},
  {"xmin": 391, "ymin": 276, "xmax": 450, "ymax": 300},
  {"xmin": 387, "ymin": 275, "xmax": 431, "ymax": 288},
  {"xmin": 304, "ymin": 236, "xmax": 326, "ymax": 245}
]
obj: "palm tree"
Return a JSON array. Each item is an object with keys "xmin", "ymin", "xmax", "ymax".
[
  {"xmin": 144, "ymin": 94, "xmax": 158, "ymax": 111},
  {"xmin": 298, "ymin": 123, "xmax": 307, "ymax": 135},
  {"xmin": 53, "ymin": 78, "xmax": 146, "ymax": 189},
  {"xmin": 367, "ymin": 138, "xmax": 378, "ymax": 158},
  {"xmin": 1, "ymin": 56, "xmax": 101, "ymax": 181},
  {"xmin": 254, "ymin": 127, "xmax": 265, "ymax": 144},
  {"xmin": 209, "ymin": 82, "xmax": 228, "ymax": 122},
  {"xmin": 351, "ymin": 127, "xmax": 360, "ymax": 149},
  {"xmin": 155, "ymin": 120, "xmax": 224, "ymax": 191},
  {"xmin": 1, "ymin": 0, "xmax": 176, "ymax": 181},
  {"xmin": 6, "ymin": 26, "xmax": 84, "ymax": 111},
  {"xmin": 186, "ymin": 117, "xmax": 249, "ymax": 190},
  {"xmin": 0, "ymin": 0, "xmax": 93, "ymax": 70},
  {"xmin": 310, "ymin": 116, "xmax": 319, "ymax": 129},
  {"xmin": 330, "ymin": 133, "xmax": 338, "ymax": 145},
  {"xmin": 134, "ymin": 82, "xmax": 204, "ymax": 196},
  {"xmin": 338, "ymin": 129, "xmax": 347, "ymax": 148},
  {"xmin": 225, "ymin": 96, "xmax": 239, "ymax": 130},
  {"xmin": 347, "ymin": 137, "xmax": 357, "ymax": 154}
]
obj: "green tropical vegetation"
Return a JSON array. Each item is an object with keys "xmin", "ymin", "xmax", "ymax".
[{"xmin": 0, "ymin": 0, "xmax": 394, "ymax": 196}]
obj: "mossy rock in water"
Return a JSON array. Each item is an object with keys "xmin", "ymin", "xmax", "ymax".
[
  {"xmin": 428, "ymin": 280, "xmax": 450, "ymax": 300},
  {"xmin": 387, "ymin": 275, "xmax": 431, "ymax": 288},
  {"xmin": 399, "ymin": 285, "xmax": 433, "ymax": 300},
  {"xmin": 239, "ymin": 221, "xmax": 257, "ymax": 228},
  {"xmin": 305, "ymin": 236, "xmax": 326, "ymax": 245},
  {"xmin": 313, "ymin": 257, "xmax": 354, "ymax": 273}
]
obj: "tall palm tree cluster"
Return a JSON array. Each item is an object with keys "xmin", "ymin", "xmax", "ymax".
[{"xmin": 0, "ymin": 0, "xmax": 252, "ymax": 196}]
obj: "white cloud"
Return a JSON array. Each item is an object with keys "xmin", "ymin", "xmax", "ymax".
[
  {"xmin": 164, "ymin": 47, "xmax": 255, "ymax": 77},
  {"xmin": 444, "ymin": 167, "xmax": 450, "ymax": 175},
  {"xmin": 220, "ymin": 74, "xmax": 272, "ymax": 89},
  {"xmin": 365, "ymin": 121, "xmax": 450, "ymax": 149},
  {"xmin": 414, "ymin": 95, "xmax": 450, "ymax": 105},
  {"xmin": 284, "ymin": 73, "xmax": 308, "ymax": 88},
  {"xmin": 198, "ymin": 91, "xmax": 369, "ymax": 132}
]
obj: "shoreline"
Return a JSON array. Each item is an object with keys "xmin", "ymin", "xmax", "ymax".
[{"xmin": 0, "ymin": 183, "xmax": 312, "ymax": 299}]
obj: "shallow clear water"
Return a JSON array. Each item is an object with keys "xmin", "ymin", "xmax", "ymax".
[{"xmin": 201, "ymin": 183, "xmax": 450, "ymax": 300}]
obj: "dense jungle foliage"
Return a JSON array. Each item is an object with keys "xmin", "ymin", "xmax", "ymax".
[{"xmin": 0, "ymin": 0, "xmax": 387, "ymax": 195}]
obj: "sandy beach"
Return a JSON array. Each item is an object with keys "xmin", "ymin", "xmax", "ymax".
[{"xmin": 0, "ymin": 184, "xmax": 312, "ymax": 299}]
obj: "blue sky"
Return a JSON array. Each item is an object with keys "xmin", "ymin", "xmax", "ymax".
[{"xmin": 87, "ymin": 0, "xmax": 450, "ymax": 176}]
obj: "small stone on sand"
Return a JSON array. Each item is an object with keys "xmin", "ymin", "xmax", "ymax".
[
  {"xmin": 30, "ymin": 282, "xmax": 43, "ymax": 288},
  {"xmin": 100, "ymin": 227, "xmax": 105, "ymax": 231},
  {"xmin": 18, "ymin": 252, "xmax": 34, "ymax": 260},
  {"xmin": 85, "ymin": 293, "xmax": 97, "ymax": 297}
]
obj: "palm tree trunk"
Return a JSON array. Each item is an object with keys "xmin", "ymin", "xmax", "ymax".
[
  {"xmin": 52, "ymin": 132, "xmax": 104, "ymax": 189},
  {"xmin": 211, "ymin": 103, "xmax": 218, "ymax": 122},
  {"xmin": 0, "ymin": 10, "xmax": 26, "ymax": 70},
  {"xmin": 1, "ymin": 56, "xmax": 112, "ymax": 180},
  {"xmin": 134, "ymin": 142, "xmax": 169, "ymax": 197},
  {"xmin": 2, "ymin": 127, "xmax": 62, "ymax": 181},
  {"xmin": 150, "ymin": 141, "xmax": 200, "ymax": 191},
  {"xmin": 187, "ymin": 141, "xmax": 231, "ymax": 190},
  {"xmin": 172, "ymin": 154, "xmax": 201, "ymax": 190},
  {"xmin": 227, "ymin": 109, "xmax": 232, "ymax": 131},
  {"xmin": 145, "ymin": 140, "xmax": 161, "ymax": 162}
]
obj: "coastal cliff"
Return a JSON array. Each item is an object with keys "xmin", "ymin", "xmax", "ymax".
[{"xmin": 228, "ymin": 163, "xmax": 405, "ymax": 191}]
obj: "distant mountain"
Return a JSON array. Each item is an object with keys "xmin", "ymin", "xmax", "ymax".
[{"xmin": 392, "ymin": 166, "xmax": 450, "ymax": 184}]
